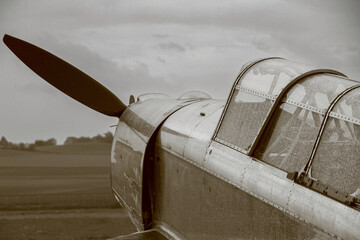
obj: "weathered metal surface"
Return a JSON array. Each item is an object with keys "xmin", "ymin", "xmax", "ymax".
[
  {"xmin": 137, "ymin": 93, "xmax": 171, "ymax": 102},
  {"xmin": 178, "ymin": 91, "xmax": 212, "ymax": 100},
  {"xmin": 111, "ymin": 98, "xmax": 198, "ymax": 230},
  {"xmin": 110, "ymin": 58, "xmax": 360, "ymax": 239},
  {"xmin": 158, "ymin": 99, "xmax": 224, "ymax": 163},
  {"xmin": 153, "ymin": 94, "xmax": 360, "ymax": 239},
  {"xmin": 152, "ymin": 146, "xmax": 331, "ymax": 239},
  {"xmin": 153, "ymin": 134, "xmax": 360, "ymax": 239}
]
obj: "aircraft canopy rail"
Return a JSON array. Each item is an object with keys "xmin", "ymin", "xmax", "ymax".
[
  {"xmin": 214, "ymin": 58, "xmax": 360, "ymax": 207},
  {"xmin": 253, "ymin": 73, "xmax": 357, "ymax": 173},
  {"xmin": 310, "ymin": 86, "xmax": 360, "ymax": 197},
  {"xmin": 215, "ymin": 58, "xmax": 346, "ymax": 155}
]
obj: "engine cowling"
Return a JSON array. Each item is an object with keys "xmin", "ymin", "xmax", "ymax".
[{"xmin": 110, "ymin": 97, "xmax": 199, "ymax": 230}]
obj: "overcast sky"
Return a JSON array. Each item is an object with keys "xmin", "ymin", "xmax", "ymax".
[{"xmin": 0, "ymin": 0, "xmax": 359, "ymax": 144}]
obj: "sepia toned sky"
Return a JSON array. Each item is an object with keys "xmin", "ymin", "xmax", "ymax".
[{"xmin": 0, "ymin": 0, "xmax": 359, "ymax": 144}]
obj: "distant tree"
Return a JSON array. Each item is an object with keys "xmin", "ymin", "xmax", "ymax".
[
  {"xmin": 27, "ymin": 143, "xmax": 36, "ymax": 151},
  {"xmin": 90, "ymin": 132, "xmax": 113, "ymax": 143},
  {"xmin": 34, "ymin": 140, "xmax": 46, "ymax": 146},
  {"xmin": 64, "ymin": 136, "xmax": 91, "ymax": 144},
  {"xmin": 19, "ymin": 143, "xmax": 25, "ymax": 150},
  {"xmin": 46, "ymin": 138, "xmax": 57, "ymax": 146},
  {"xmin": 64, "ymin": 137, "xmax": 76, "ymax": 145},
  {"xmin": 92, "ymin": 134, "xmax": 103, "ymax": 142},
  {"xmin": 103, "ymin": 132, "xmax": 113, "ymax": 143},
  {"xmin": 0, "ymin": 136, "xmax": 8, "ymax": 147},
  {"xmin": 78, "ymin": 136, "xmax": 91, "ymax": 143},
  {"xmin": 65, "ymin": 132, "xmax": 113, "ymax": 145},
  {"xmin": 7, "ymin": 142, "xmax": 15, "ymax": 149},
  {"xmin": 35, "ymin": 138, "xmax": 57, "ymax": 146}
]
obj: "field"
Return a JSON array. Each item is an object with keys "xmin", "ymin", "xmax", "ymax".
[
  {"xmin": 0, "ymin": 143, "xmax": 136, "ymax": 240},
  {"xmin": 0, "ymin": 143, "xmax": 113, "ymax": 167}
]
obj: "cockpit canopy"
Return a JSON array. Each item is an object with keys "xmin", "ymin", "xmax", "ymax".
[{"xmin": 214, "ymin": 58, "xmax": 360, "ymax": 200}]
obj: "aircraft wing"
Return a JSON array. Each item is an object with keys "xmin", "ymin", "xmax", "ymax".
[{"xmin": 108, "ymin": 229, "xmax": 171, "ymax": 240}]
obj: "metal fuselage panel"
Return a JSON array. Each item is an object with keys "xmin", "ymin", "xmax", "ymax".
[
  {"xmin": 153, "ymin": 148, "xmax": 325, "ymax": 239},
  {"xmin": 111, "ymin": 98, "xmax": 198, "ymax": 230},
  {"xmin": 111, "ymin": 97, "xmax": 359, "ymax": 239},
  {"xmin": 153, "ymin": 100, "xmax": 360, "ymax": 239}
]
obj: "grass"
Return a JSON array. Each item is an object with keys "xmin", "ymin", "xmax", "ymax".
[
  {"xmin": 0, "ymin": 167, "xmax": 116, "ymax": 209},
  {"xmin": 36, "ymin": 142, "xmax": 112, "ymax": 154},
  {"xmin": 0, "ymin": 209, "xmax": 136, "ymax": 240},
  {"xmin": 0, "ymin": 142, "xmax": 112, "ymax": 167},
  {"xmin": 0, "ymin": 142, "xmax": 137, "ymax": 239}
]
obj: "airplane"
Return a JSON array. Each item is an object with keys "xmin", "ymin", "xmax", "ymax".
[{"xmin": 3, "ymin": 34, "xmax": 360, "ymax": 240}]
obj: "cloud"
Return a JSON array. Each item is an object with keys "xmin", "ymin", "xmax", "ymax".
[
  {"xmin": 26, "ymin": 35, "xmax": 168, "ymax": 100},
  {"xmin": 152, "ymin": 34, "xmax": 169, "ymax": 39},
  {"xmin": 157, "ymin": 56, "xmax": 166, "ymax": 63},
  {"xmin": 158, "ymin": 42, "xmax": 186, "ymax": 52},
  {"xmin": 251, "ymin": 35, "xmax": 284, "ymax": 54},
  {"xmin": 1, "ymin": 0, "xmax": 360, "ymax": 144}
]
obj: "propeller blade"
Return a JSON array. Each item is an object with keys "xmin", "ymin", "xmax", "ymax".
[{"xmin": 3, "ymin": 34, "xmax": 126, "ymax": 117}]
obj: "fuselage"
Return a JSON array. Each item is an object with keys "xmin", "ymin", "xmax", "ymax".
[
  {"xmin": 110, "ymin": 57, "xmax": 360, "ymax": 240},
  {"xmin": 111, "ymin": 98, "xmax": 359, "ymax": 239}
]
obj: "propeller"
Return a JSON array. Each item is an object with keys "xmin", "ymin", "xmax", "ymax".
[{"xmin": 3, "ymin": 34, "xmax": 127, "ymax": 117}]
